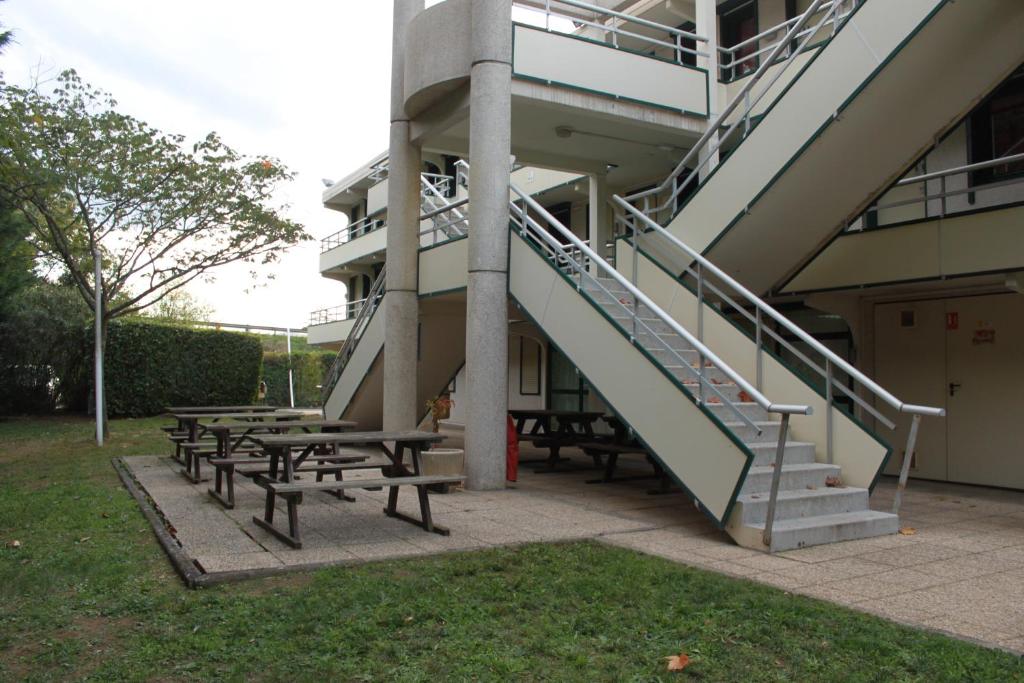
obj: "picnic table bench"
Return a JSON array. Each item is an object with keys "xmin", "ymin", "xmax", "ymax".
[
  {"xmin": 248, "ymin": 431, "xmax": 460, "ymax": 549},
  {"xmin": 165, "ymin": 405, "xmax": 279, "ymax": 414},
  {"xmin": 167, "ymin": 410, "xmax": 305, "ymax": 472},
  {"xmin": 509, "ymin": 409, "xmax": 606, "ymax": 471}
]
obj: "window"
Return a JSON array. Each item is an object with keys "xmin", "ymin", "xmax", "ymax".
[
  {"xmin": 677, "ymin": 21, "xmax": 697, "ymax": 68},
  {"xmin": 969, "ymin": 65, "xmax": 1024, "ymax": 185},
  {"xmin": 719, "ymin": 0, "xmax": 758, "ymax": 80}
]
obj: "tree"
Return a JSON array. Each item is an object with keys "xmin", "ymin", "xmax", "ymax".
[
  {"xmin": 0, "ymin": 70, "xmax": 308, "ymax": 442},
  {"xmin": 143, "ymin": 289, "xmax": 213, "ymax": 324}
]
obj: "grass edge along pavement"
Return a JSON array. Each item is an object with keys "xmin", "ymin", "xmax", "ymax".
[{"xmin": 0, "ymin": 415, "xmax": 1022, "ymax": 681}]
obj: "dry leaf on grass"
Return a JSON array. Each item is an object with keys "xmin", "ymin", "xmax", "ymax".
[
  {"xmin": 665, "ymin": 653, "xmax": 691, "ymax": 672},
  {"xmin": 898, "ymin": 527, "xmax": 917, "ymax": 536},
  {"xmin": 8, "ymin": 540, "xmax": 21, "ymax": 548}
]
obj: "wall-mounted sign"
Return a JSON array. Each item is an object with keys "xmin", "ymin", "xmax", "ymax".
[
  {"xmin": 972, "ymin": 328, "xmax": 996, "ymax": 345},
  {"xmin": 946, "ymin": 312, "xmax": 959, "ymax": 330}
]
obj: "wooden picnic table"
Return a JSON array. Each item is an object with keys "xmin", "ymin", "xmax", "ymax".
[
  {"xmin": 509, "ymin": 409, "xmax": 606, "ymax": 471},
  {"xmin": 183, "ymin": 418, "xmax": 359, "ymax": 485},
  {"xmin": 248, "ymin": 430, "xmax": 457, "ymax": 548},
  {"xmin": 165, "ymin": 405, "xmax": 279, "ymax": 414}
]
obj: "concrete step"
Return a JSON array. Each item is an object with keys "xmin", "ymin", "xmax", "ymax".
[
  {"xmin": 723, "ymin": 421, "xmax": 782, "ymax": 443},
  {"xmin": 707, "ymin": 401, "xmax": 770, "ymax": 423},
  {"xmin": 733, "ymin": 486, "xmax": 869, "ymax": 525},
  {"xmin": 735, "ymin": 510, "xmax": 900, "ymax": 553},
  {"xmin": 740, "ymin": 463, "xmax": 843, "ymax": 496},
  {"xmin": 664, "ymin": 363, "xmax": 732, "ymax": 386},
  {"xmin": 747, "ymin": 441, "xmax": 817, "ymax": 467}
]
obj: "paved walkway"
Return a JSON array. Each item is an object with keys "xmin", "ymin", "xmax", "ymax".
[{"xmin": 126, "ymin": 432, "xmax": 1024, "ymax": 653}]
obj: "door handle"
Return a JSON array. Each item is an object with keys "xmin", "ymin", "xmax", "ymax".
[{"xmin": 949, "ymin": 382, "xmax": 961, "ymax": 397}]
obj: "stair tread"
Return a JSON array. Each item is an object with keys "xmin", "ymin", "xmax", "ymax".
[
  {"xmin": 738, "ymin": 485, "xmax": 867, "ymax": 504},
  {"xmin": 746, "ymin": 462, "xmax": 841, "ymax": 475},
  {"xmin": 743, "ymin": 509, "xmax": 898, "ymax": 532},
  {"xmin": 746, "ymin": 440, "xmax": 815, "ymax": 449}
]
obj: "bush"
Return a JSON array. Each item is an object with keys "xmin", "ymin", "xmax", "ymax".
[
  {"xmin": 262, "ymin": 350, "xmax": 336, "ymax": 408},
  {"xmin": 94, "ymin": 319, "xmax": 263, "ymax": 417}
]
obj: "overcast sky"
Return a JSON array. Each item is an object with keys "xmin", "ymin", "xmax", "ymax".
[
  {"xmin": 2, "ymin": 0, "xmax": 397, "ymax": 330},
  {"xmin": 1, "ymin": 1, "xmax": 557, "ymax": 330}
]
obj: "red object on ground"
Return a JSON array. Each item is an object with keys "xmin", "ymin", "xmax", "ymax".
[{"xmin": 506, "ymin": 415, "xmax": 519, "ymax": 482}]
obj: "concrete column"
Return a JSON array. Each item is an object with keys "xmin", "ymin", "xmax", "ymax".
[
  {"xmin": 464, "ymin": 0, "xmax": 512, "ymax": 490},
  {"xmin": 383, "ymin": 0, "xmax": 424, "ymax": 432},
  {"xmin": 696, "ymin": 0, "xmax": 720, "ymax": 179},
  {"xmin": 588, "ymin": 171, "xmax": 612, "ymax": 275}
]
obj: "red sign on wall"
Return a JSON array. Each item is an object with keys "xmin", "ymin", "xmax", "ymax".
[{"xmin": 946, "ymin": 312, "xmax": 959, "ymax": 330}]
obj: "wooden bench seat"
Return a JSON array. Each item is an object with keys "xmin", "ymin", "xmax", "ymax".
[
  {"xmin": 253, "ymin": 473, "xmax": 464, "ymax": 549},
  {"xmin": 207, "ymin": 453, "xmax": 370, "ymax": 508}
]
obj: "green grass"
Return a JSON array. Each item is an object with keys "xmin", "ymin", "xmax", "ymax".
[{"xmin": 1, "ymin": 415, "xmax": 1022, "ymax": 681}]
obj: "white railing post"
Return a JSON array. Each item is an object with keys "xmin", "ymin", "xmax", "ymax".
[
  {"xmin": 892, "ymin": 413, "xmax": 921, "ymax": 516},
  {"xmin": 762, "ymin": 413, "xmax": 791, "ymax": 550},
  {"xmin": 696, "ymin": 0, "xmax": 720, "ymax": 179}
]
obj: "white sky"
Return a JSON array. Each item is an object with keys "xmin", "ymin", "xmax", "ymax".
[
  {"xmin": 2, "ymin": 0, "xmax": 395, "ymax": 329},
  {"xmin": 1, "ymin": 1, "xmax": 558, "ymax": 329}
]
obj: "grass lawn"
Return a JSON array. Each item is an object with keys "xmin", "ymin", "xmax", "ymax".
[{"xmin": 1, "ymin": 416, "xmax": 1022, "ymax": 681}]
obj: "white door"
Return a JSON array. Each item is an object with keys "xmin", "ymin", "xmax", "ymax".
[
  {"xmin": 875, "ymin": 293, "xmax": 1024, "ymax": 489},
  {"xmin": 874, "ymin": 300, "xmax": 948, "ymax": 481},
  {"xmin": 946, "ymin": 293, "xmax": 1024, "ymax": 489}
]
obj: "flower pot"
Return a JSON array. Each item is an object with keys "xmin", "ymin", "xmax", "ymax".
[{"xmin": 419, "ymin": 448, "xmax": 464, "ymax": 493}]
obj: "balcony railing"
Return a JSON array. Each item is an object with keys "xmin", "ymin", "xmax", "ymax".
[
  {"xmin": 851, "ymin": 152, "xmax": 1024, "ymax": 230},
  {"xmin": 514, "ymin": 0, "xmax": 708, "ymax": 65},
  {"xmin": 718, "ymin": 0, "xmax": 858, "ymax": 82},
  {"xmin": 320, "ymin": 216, "xmax": 387, "ymax": 253},
  {"xmin": 308, "ymin": 296, "xmax": 376, "ymax": 327}
]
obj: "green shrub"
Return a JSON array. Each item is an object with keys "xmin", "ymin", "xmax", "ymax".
[
  {"xmin": 262, "ymin": 350, "xmax": 336, "ymax": 408},
  {"xmin": 94, "ymin": 319, "xmax": 263, "ymax": 417}
]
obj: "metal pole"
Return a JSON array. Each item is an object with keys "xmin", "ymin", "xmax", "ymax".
[
  {"xmin": 762, "ymin": 413, "xmax": 790, "ymax": 550},
  {"xmin": 94, "ymin": 251, "xmax": 104, "ymax": 447},
  {"xmin": 825, "ymin": 358, "xmax": 834, "ymax": 464},
  {"xmin": 631, "ymin": 217, "xmax": 639, "ymax": 341},
  {"xmin": 286, "ymin": 327, "xmax": 295, "ymax": 408},
  {"xmin": 755, "ymin": 307, "xmax": 764, "ymax": 391},
  {"xmin": 697, "ymin": 263, "xmax": 705, "ymax": 404},
  {"xmin": 892, "ymin": 413, "xmax": 921, "ymax": 515}
]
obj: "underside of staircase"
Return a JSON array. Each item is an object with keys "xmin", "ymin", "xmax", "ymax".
[{"xmin": 584, "ymin": 275, "xmax": 898, "ymax": 552}]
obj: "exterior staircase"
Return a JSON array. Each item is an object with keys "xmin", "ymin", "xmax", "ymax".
[{"xmin": 584, "ymin": 275, "xmax": 898, "ymax": 552}]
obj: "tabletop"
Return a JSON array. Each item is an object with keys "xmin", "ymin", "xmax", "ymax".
[
  {"xmin": 250, "ymin": 430, "xmax": 445, "ymax": 449},
  {"xmin": 205, "ymin": 419, "xmax": 358, "ymax": 432},
  {"xmin": 170, "ymin": 411, "xmax": 303, "ymax": 421},
  {"xmin": 165, "ymin": 405, "xmax": 278, "ymax": 414},
  {"xmin": 509, "ymin": 410, "xmax": 605, "ymax": 419}
]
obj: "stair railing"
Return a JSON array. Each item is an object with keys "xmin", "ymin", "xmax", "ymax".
[
  {"xmin": 319, "ymin": 264, "xmax": 386, "ymax": 411},
  {"xmin": 512, "ymin": 182, "xmax": 811, "ymax": 548},
  {"xmin": 625, "ymin": 0, "xmax": 846, "ymax": 223},
  {"xmin": 612, "ymin": 197, "xmax": 945, "ymax": 520}
]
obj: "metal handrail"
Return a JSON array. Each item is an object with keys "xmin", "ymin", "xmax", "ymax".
[
  {"xmin": 320, "ymin": 266, "xmax": 386, "ymax": 408},
  {"xmin": 309, "ymin": 297, "xmax": 370, "ymax": 326},
  {"xmin": 625, "ymin": 0, "xmax": 842, "ymax": 219},
  {"xmin": 612, "ymin": 198, "xmax": 945, "ymax": 530},
  {"xmin": 718, "ymin": 0, "xmax": 853, "ymax": 73},
  {"xmin": 515, "ymin": 0, "xmax": 708, "ymax": 64},
  {"xmin": 512, "ymin": 181, "xmax": 810, "ymax": 421},
  {"xmin": 321, "ymin": 216, "xmax": 386, "ymax": 252},
  {"xmin": 857, "ymin": 152, "xmax": 1024, "ymax": 227}
]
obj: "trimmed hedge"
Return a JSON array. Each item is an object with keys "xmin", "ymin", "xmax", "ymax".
[
  {"xmin": 262, "ymin": 351, "xmax": 336, "ymax": 408},
  {"xmin": 95, "ymin": 319, "xmax": 263, "ymax": 417}
]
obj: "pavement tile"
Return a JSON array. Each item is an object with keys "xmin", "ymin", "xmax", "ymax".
[{"xmin": 194, "ymin": 552, "xmax": 283, "ymax": 573}]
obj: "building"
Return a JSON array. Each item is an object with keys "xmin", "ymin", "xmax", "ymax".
[{"xmin": 308, "ymin": 0, "xmax": 1024, "ymax": 551}]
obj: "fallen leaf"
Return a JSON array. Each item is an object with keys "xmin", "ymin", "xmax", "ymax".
[
  {"xmin": 825, "ymin": 476, "xmax": 843, "ymax": 488},
  {"xmin": 77, "ymin": 537, "xmax": 91, "ymax": 544},
  {"xmin": 665, "ymin": 653, "xmax": 691, "ymax": 672},
  {"xmin": 806, "ymin": 484, "xmax": 817, "ymax": 490},
  {"xmin": 9, "ymin": 540, "xmax": 21, "ymax": 548},
  {"xmin": 101, "ymin": 512, "xmax": 110, "ymax": 518},
  {"xmin": 404, "ymin": 615, "xmax": 414, "ymax": 623},
  {"xmin": 738, "ymin": 390, "xmax": 754, "ymax": 403},
  {"xmin": 898, "ymin": 527, "xmax": 917, "ymax": 536}
]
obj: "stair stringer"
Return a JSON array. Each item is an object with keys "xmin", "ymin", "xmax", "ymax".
[
  {"xmin": 323, "ymin": 297, "xmax": 467, "ymax": 431},
  {"xmin": 664, "ymin": 0, "xmax": 1024, "ymax": 294},
  {"xmin": 509, "ymin": 230, "xmax": 754, "ymax": 525}
]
